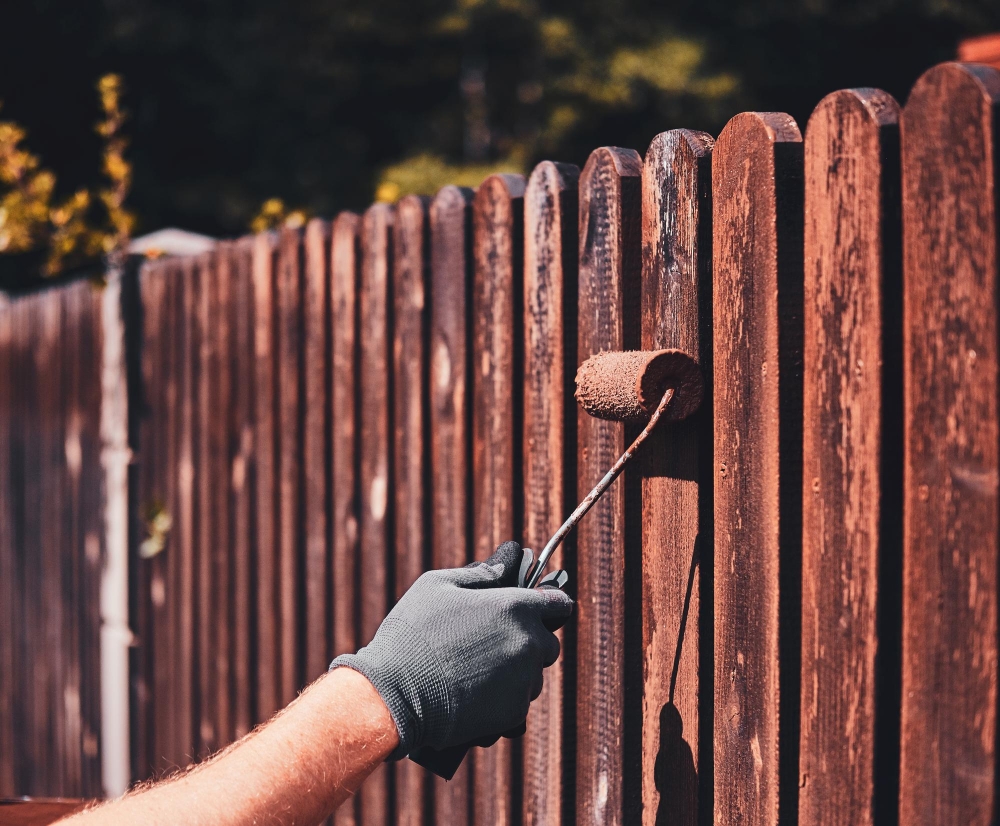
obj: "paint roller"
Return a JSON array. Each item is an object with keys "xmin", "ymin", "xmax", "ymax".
[{"xmin": 411, "ymin": 347, "xmax": 704, "ymax": 779}]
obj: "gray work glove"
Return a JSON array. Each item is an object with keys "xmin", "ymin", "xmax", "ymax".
[{"xmin": 330, "ymin": 540, "xmax": 573, "ymax": 760}]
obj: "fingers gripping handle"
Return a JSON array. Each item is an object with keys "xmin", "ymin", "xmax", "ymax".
[{"xmin": 407, "ymin": 551, "xmax": 568, "ymax": 780}]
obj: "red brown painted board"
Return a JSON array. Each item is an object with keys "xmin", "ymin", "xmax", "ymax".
[
  {"xmin": 640, "ymin": 129, "xmax": 713, "ymax": 826},
  {"xmin": 278, "ymin": 227, "xmax": 305, "ymax": 705},
  {"xmin": 522, "ymin": 160, "xmax": 579, "ymax": 826},
  {"xmin": 713, "ymin": 112, "xmax": 804, "ymax": 826},
  {"xmin": 178, "ymin": 255, "xmax": 201, "ymax": 763},
  {"xmin": 472, "ymin": 173, "xmax": 525, "ymax": 826},
  {"xmin": 798, "ymin": 89, "xmax": 901, "ymax": 826},
  {"xmin": 392, "ymin": 195, "xmax": 430, "ymax": 826},
  {"xmin": 0, "ymin": 298, "xmax": 13, "ymax": 796},
  {"xmin": 359, "ymin": 203, "xmax": 394, "ymax": 826},
  {"xmin": 575, "ymin": 147, "xmax": 642, "ymax": 826},
  {"xmin": 229, "ymin": 237, "xmax": 257, "ymax": 740},
  {"xmin": 253, "ymin": 232, "xmax": 282, "ymax": 722},
  {"xmin": 196, "ymin": 251, "xmax": 219, "ymax": 758},
  {"xmin": 428, "ymin": 185, "xmax": 473, "ymax": 826},
  {"xmin": 900, "ymin": 62, "xmax": 1000, "ymax": 826},
  {"xmin": 211, "ymin": 242, "xmax": 234, "ymax": 748},
  {"xmin": 331, "ymin": 212, "xmax": 361, "ymax": 826},
  {"xmin": 304, "ymin": 219, "xmax": 333, "ymax": 682}
]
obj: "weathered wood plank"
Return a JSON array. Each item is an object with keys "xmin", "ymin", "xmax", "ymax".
[
  {"xmin": 211, "ymin": 243, "xmax": 234, "ymax": 748},
  {"xmin": 331, "ymin": 211, "xmax": 362, "ymax": 826},
  {"xmin": 177, "ymin": 256, "xmax": 201, "ymax": 763},
  {"xmin": 278, "ymin": 227, "xmax": 305, "ymax": 706},
  {"xmin": 712, "ymin": 111, "xmax": 804, "ymax": 826},
  {"xmin": 472, "ymin": 173, "xmax": 525, "ymax": 826},
  {"xmin": 359, "ymin": 203, "xmax": 394, "ymax": 826},
  {"xmin": 229, "ymin": 238, "xmax": 256, "ymax": 740},
  {"xmin": 428, "ymin": 185, "xmax": 474, "ymax": 826},
  {"xmin": 0, "ymin": 298, "xmax": 13, "ymax": 796},
  {"xmin": 575, "ymin": 146, "xmax": 643, "ymax": 826},
  {"xmin": 252, "ymin": 232, "xmax": 281, "ymax": 722},
  {"xmin": 196, "ymin": 252, "xmax": 219, "ymax": 758},
  {"xmin": 78, "ymin": 286, "xmax": 103, "ymax": 795},
  {"xmin": 640, "ymin": 129, "xmax": 714, "ymax": 826},
  {"xmin": 900, "ymin": 62, "xmax": 1000, "ymax": 826},
  {"xmin": 304, "ymin": 219, "xmax": 333, "ymax": 682},
  {"xmin": 393, "ymin": 194, "xmax": 431, "ymax": 826},
  {"xmin": 799, "ymin": 89, "xmax": 901, "ymax": 826},
  {"xmin": 522, "ymin": 160, "xmax": 579, "ymax": 826}
]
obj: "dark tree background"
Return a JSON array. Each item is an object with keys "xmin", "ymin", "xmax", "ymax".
[{"xmin": 1, "ymin": 0, "xmax": 996, "ymax": 237}]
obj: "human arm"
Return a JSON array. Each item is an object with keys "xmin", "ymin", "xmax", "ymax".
[
  {"xmin": 58, "ymin": 541, "xmax": 571, "ymax": 825},
  {"xmin": 59, "ymin": 666, "xmax": 397, "ymax": 825}
]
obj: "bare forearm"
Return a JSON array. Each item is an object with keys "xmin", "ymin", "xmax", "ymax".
[{"xmin": 60, "ymin": 668, "xmax": 398, "ymax": 826}]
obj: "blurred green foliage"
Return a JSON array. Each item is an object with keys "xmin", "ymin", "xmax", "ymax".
[{"xmin": 1, "ymin": 0, "xmax": 996, "ymax": 235}]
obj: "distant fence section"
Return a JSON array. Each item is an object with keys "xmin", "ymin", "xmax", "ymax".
[{"xmin": 2, "ymin": 61, "xmax": 1000, "ymax": 826}]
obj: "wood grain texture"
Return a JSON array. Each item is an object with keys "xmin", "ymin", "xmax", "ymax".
[
  {"xmin": 228, "ymin": 238, "xmax": 256, "ymax": 740},
  {"xmin": 472, "ymin": 173, "xmax": 525, "ymax": 826},
  {"xmin": 899, "ymin": 62, "xmax": 1000, "ymax": 826},
  {"xmin": 575, "ymin": 146, "xmax": 643, "ymax": 826},
  {"xmin": 196, "ymin": 251, "xmax": 219, "ymax": 758},
  {"xmin": 712, "ymin": 112, "xmax": 804, "ymax": 826},
  {"xmin": 304, "ymin": 219, "xmax": 333, "ymax": 682},
  {"xmin": 428, "ymin": 185, "xmax": 474, "ymax": 826},
  {"xmin": 0, "ymin": 298, "xmax": 13, "ymax": 796},
  {"xmin": 640, "ymin": 129, "xmax": 714, "ymax": 826},
  {"xmin": 522, "ymin": 160, "xmax": 579, "ymax": 826},
  {"xmin": 134, "ymin": 261, "xmax": 167, "ymax": 779},
  {"xmin": 178, "ymin": 256, "xmax": 201, "ymax": 764},
  {"xmin": 798, "ymin": 89, "xmax": 901, "ymax": 826},
  {"xmin": 278, "ymin": 227, "xmax": 306, "ymax": 705},
  {"xmin": 211, "ymin": 242, "xmax": 234, "ymax": 747},
  {"xmin": 331, "ymin": 211, "xmax": 362, "ymax": 826},
  {"xmin": 392, "ymin": 195, "xmax": 431, "ymax": 826},
  {"xmin": 359, "ymin": 203, "xmax": 395, "ymax": 826},
  {"xmin": 252, "ymin": 232, "xmax": 282, "ymax": 722}
]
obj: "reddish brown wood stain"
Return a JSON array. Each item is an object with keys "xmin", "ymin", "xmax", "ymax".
[
  {"xmin": 522, "ymin": 160, "xmax": 579, "ymax": 826},
  {"xmin": 900, "ymin": 62, "xmax": 1000, "ymax": 826},
  {"xmin": 713, "ymin": 112, "xmax": 803, "ymax": 826},
  {"xmin": 252, "ymin": 232, "xmax": 282, "ymax": 723},
  {"xmin": 304, "ymin": 219, "xmax": 333, "ymax": 683},
  {"xmin": 331, "ymin": 212, "xmax": 362, "ymax": 826},
  {"xmin": 640, "ymin": 129, "xmax": 713, "ymax": 826},
  {"xmin": 359, "ymin": 203, "xmax": 394, "ymax": 826},
  {"xmin": 428, "ymin": 185, "xmax": 474, "ymax": 826},
  {"xmin": 798, "ymin": 89, "xmax": 900, "ymax": 826},
  {"xmin": 393, "ymin": 195, "xmax": 431, "ymax": 826},
  {"xmin": 576, "ymin": 146, "xmax": 642, "ymax": 826},
  {"xmin": 472, "ymin": 174, "xmax": 525, "ymax": 826}
]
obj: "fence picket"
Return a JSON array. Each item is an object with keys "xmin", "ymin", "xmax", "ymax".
[
  {"xmin": 331, "ymin": 211, "xmax": 362, "ymax": 826},
  {"xmin": 252, "ymin": 232, "xmax": 281, "ymax": 723},
  {"xmin": 359, "ymin": 203, "xmax": 395, "ymax": 826},
  {"xmin": 712, "ymin": 112, "xmax": 804, "ymax": 826},
  {"xmin": 640, "ymin": 129, "xmax": 714, "ymax": 826},
  {"xmin": 576, "ymin": 146, "xmax": 643, "ymax": 826},
  {"xmin": 900, "ymin": 62, "xmax": 1000, "ymax": 826},
  {"xmin": 799, "ymin": 88, "xmax": 901, "ymax": 826},
  {"xmin": 392, "ymin": 195, "xmax": 432, "ymax": 826},
  {"xmin": 428, "ymin": 185, "xmax": 474, "ymax": 826},
  {"xmin": 304, "ymin": 220, "xmax": 333, "ymax": 682},
  {"xmin": 522, "ymin": 160, "xmax": 579, "ymax": 826},
  {"xmin": 471, "ymin": 173, "xmax": 525, "ymax": 826}
]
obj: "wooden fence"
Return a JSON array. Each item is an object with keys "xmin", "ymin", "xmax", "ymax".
[{"xmin": 1, "ymin": 61, "xmax": 999, "ymax": 826}]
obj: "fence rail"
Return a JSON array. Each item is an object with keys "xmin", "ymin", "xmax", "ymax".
[{"xmin": 1, "ymin": 61, "xmax": 999, "ymax": 826}]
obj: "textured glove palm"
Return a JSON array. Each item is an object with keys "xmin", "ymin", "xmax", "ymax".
[{"xmin": 330, "ymin": 541, "xmax": 573, "ymax": 759}]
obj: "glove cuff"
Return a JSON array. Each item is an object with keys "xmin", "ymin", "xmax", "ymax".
[{"xmin": 330, "ymin": 616, "xmax": 453, "ymax": 760}]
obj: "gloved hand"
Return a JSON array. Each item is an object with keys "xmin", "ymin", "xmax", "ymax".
[{"xmin": 330, "ymin": 541, "xmax": 573, "ymax": 760}]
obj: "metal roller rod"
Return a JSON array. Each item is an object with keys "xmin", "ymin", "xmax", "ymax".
[{"xmin": 525, "ymin": 386, "xmax": 675, "ymax": 588}]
